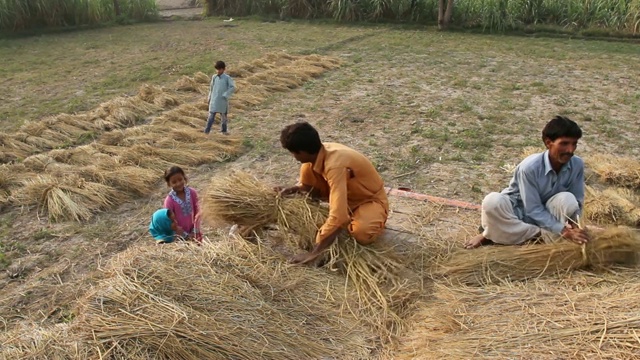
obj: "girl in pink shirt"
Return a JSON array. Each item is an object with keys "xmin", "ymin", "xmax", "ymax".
[{"xmin": 163, "ymin": 166, "xmax": 202, "ymax": 243}]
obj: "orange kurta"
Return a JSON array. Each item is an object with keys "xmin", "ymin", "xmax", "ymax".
[{"xmin": 298, "ymin": 143, "xmax": 389, "ymax": 245}]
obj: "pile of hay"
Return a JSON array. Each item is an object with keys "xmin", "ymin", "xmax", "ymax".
[
  {"xmin": 0, "ymin": 133, "xmax": 38, "ymax": 162},
  {"xmin": 437, "ymin": 227, "xmax": 640, "ymax": 286},
  {"xmin": 2, "ymin": 239, "xmax": 377, "ymax": 359},
  {"xmin": 175, "ymin": 75, "xmax": 209, "ymax": 94},
  {"xmin": 89, "ymin": 97, "xmax": 160, "ymax": 128},
  {"xmin": 0, "ymin": 164, "xmax": 32, "ymax": 206},
  {"xmin": 172, "ymin": 53, "xmax": 341, "ymax": 115},
  {"xmin": 584, "ymin": 185, "xmax": 640, "ymax": 226},
  {"xmin": 151, "ymin": 104, "xmax": 209, "ymax": 129},
  {"xmin": 137, "ymin": 84, "xmax": 181, "ymax": 108},
  {"xmin": 17, "ymin": 175, "xmax": 120, "ymax": 221},
  {"xmin": 201, "ymin": 171, "xmax": 423, "ymax": 341},
  {"xmin": 397, "ymin": 272, "xmax": 640, "ymax": 359},
  {"xmin": 12, "ymin": 122, "xmax": 243, "ymax": 220},
  {"xmin": 586, "ymin": 154, "xmax": 640, "ymax": 188}
]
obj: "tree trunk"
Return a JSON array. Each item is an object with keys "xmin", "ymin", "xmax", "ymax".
[
  {"xmin": 113, "ymin": 0, "xmax": 121, "ymax": 16},
  {"xmin": 443, "ymin": 0, "xmax": 454, "ymax": 25},
  {"xmin": 437, "ymin": 0, "xmax": 445, "ymax": 28},
  {"xmin": 206, "ymin": 0, "xmax": 215, "ymax": 16},
  {"xmin": 438, "ymin": 0, "xmax": 454, "ymax": 29}
]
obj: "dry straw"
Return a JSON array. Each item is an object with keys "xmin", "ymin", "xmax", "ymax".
[
  {"xmin": 137, "ymin": 84, "xmax": 181, "ymax": 108},
  {"xmin": 201, "ymin": 171, "xmax": 423, "ymax": 341},
  {"xmin": 437, "ymin": 227, "xmax": 640, "ymax": 286},
  {"xmin": 398, "ymin": 273, "xmax": 640, "ymax": 359},
  {"xmin": 175, "ymin": 75, "xmax": 209, "ymax": 94},
  {"xmin": 17, "ymin": 174, "xmax": 120, "ymax": 221},
  {"xmin": 584, "ymin": 185, "xmax": 640, "ymax": 226},
  {"xmin": 586, "ymin": 154, "xmax": 640, "ymax": 188},
  {"xmin": 78, "ymin": 240, "xmax": 371, "ymax": 359},
  {"xmin": 89, "ymin": 97, "xmax": 160, "ymax": 128},
  {"xmin": 0, "ymin": 133, "xmax": 37, "ymax": 162},
  {"xmin": 0, "ymin": 240, "xmax": 376, "ymax": 359}
]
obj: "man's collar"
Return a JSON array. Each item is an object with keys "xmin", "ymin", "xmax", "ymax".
[
  {"xmin": 312, "ymin": 145, "xmax": 326, "ymax": 173},
  {"xmin": 544, "ymin": 150, "xmax": 571, "ymax": 174}
]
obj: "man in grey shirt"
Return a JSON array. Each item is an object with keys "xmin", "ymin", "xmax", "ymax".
[{"xmin": 465, "ymin": 116, "xmax": 591, "ymax": 249}]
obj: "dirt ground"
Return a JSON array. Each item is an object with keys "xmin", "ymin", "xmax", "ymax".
[{"xmin": 0, "ymin": 17, "xmax": 639, "ymax": 356}]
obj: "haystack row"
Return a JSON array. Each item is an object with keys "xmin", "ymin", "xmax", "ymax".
[
  {"xmin": 1, "ymin": 53, "xmax": 340, "ymax": 165},
  {"xmin": 174, "ymin": 53, "xmax": 342, "ymax": 114},
  {"xmin": 0, "ymin": 90, "xmax": 180, "ymax": 164},
  {"xmin": 3, "ymin": 122, "xmax": 242, "ymax": 221}
]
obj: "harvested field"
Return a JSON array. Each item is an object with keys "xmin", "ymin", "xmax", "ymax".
[{"xmin": 1, "ymin": 19, "xmax": 640, "ymax": 360}]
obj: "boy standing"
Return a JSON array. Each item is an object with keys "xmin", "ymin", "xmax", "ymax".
[{"xmin": 204, "ymin": 60, "xmax": 235, "ymax": 135}]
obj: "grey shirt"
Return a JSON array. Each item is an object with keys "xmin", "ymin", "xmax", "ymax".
[
  {"xmin": 208, "ymin": 73, "xmax": 235, "ymax": 114},
  {"xmin": 501, "ymin": 151, "xmax": 585, "ymax": 234}
]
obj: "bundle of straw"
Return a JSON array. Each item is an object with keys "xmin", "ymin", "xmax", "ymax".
[
  {"xmin": 90, "ymin": 97, "xmax": 160, "ymax": 127},
  {"xmin": 584, "ymin": 185, "xmax": 640, "ymax": 226},
  {"xmin": 0, "ymin": 133, "xmax": 37, "ymax": 161},
  {"xmin": 0, "ymin": 163, "xmax": 29, "ymax": 205},
  {"xmin": 201, "ymin": 171, "xmax": 422, "ymax": 341},
  {"xmin": 175, "ymin": 75, "xmax": 208, "ymax": 94},
  {"xmin": 13, "ymin": 132, "xmax": 59, "ymax": 151},
  {"xmin": 437, "ymin": 227, "xmax": 640, "ymax": 286},
  {"xmin": 41, "ymin": 115, "xmax": 92, "ymax": 139},
  {"xmin": 137, "ymin": 84, "xmax": 181, "ymax": 108},
  {"xmin": 193, "ymin": 71, "xmax": 210, "ymax": 84},
  {"xmin": 586, "ymin": 154, "xmax": 640, "ymax": 188},
  {"xmin": 53, "ymin": 113, "xmax": 97, "ymax": 131},
  {"xmin": 72, "ymin": 239, "xmax": 374, "ymax": 360},
  {"xmin": 17, "ymin": 175, "xmax": 120, "ymax": 221}
]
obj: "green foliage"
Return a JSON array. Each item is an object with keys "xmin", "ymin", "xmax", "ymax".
[
  {"xmin": 0, "ymin": 0, "xmax": 157, "ymax": 31},
  {"xmin": 203, "ymin": 0, "xmax": 640, "ymax": 33}
]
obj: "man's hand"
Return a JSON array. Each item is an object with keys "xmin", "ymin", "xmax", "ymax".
[
  {"xmin": 273, "ymin": 186, "xmax": 299, "ymax": 196},
  {"xmin": 561, "ymin": 226, "xmax": 590, "ymax": 245},
  {"xmin": 289, "ymin": 251, "xmax": 320, "ymax": 265}
]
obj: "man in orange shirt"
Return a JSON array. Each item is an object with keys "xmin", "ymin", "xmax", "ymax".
[{"xmin": 276, "ymin": 122, "xmax": 389, "ymax": 264}]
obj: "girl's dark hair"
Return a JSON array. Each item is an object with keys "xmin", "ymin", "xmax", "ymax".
[
  {"xmin": 542, "ymin": 116, "xmax": 582, "ymax": 142},
  {"xmin": 166, "ymin": 209, "xmax": 172, "ymax": 217},
  {"xmin": 215, "ymin": 60, "xmax": 226, "ymax": 69},
  {"xmin": 164, "ymin": 166, "xmax": 186, "ymax": 184},
  {"xmin": 280, "ymin": 122, "xmax": 322, "ymax": 154}
]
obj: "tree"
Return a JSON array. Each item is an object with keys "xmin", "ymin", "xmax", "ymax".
[
  {"xmin": 438, "ymin": 0, "xmax": 454, "ymax": 29},
  {"xmin": 113, "ymin": 0, "xmax": 121, "ymax": 16}
]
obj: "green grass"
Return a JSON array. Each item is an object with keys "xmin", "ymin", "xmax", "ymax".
[{"xmin": 0, "ymin": 20, "xmax": 367, "ymax": 129}]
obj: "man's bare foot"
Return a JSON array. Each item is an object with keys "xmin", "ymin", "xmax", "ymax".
[{"xmin": 465, "ymin": 234, "xmax": 492, "ymax": 249}]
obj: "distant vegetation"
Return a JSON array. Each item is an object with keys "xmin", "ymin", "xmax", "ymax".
[
  {"xmin": 0, "ymin": 0, "xmax": 157, "ymax": 31},
  {"xmin": 205, "ymin": 0, "xmax": 640, "ymax": 34}
]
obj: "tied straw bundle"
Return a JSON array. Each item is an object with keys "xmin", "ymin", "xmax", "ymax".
[
  {"xmin": 437, "ymin": 226, "xmax": 640, "ymax": 286},
  {"xmin": 201, "ymin": 171, "xmax": 423, "ymax": 341}
]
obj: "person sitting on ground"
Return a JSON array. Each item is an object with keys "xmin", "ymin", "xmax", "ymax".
[
  {"xmin": 149, "ymin": 209, "xmax": 180, "ymax": 244},
  {"xmin": 163, "ymin": 166, "xmax": 202, "ymax": 243},
  {"xmin": 276, "ymin": 122, "xmax": 389, "ymax": 264},
  {"xmin": 465, "ymin": 116, "xmax": 590, "ymax": 249}
]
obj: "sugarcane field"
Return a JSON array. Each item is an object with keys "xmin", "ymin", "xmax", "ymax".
[{"xmin": 1, "ymin": 0, "xmax": 640, "ymax": 358}]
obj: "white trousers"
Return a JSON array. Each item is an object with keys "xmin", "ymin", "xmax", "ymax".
[{"xmin": 481, "ymin": 192, "xmax": 580, "ymax": 245}]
